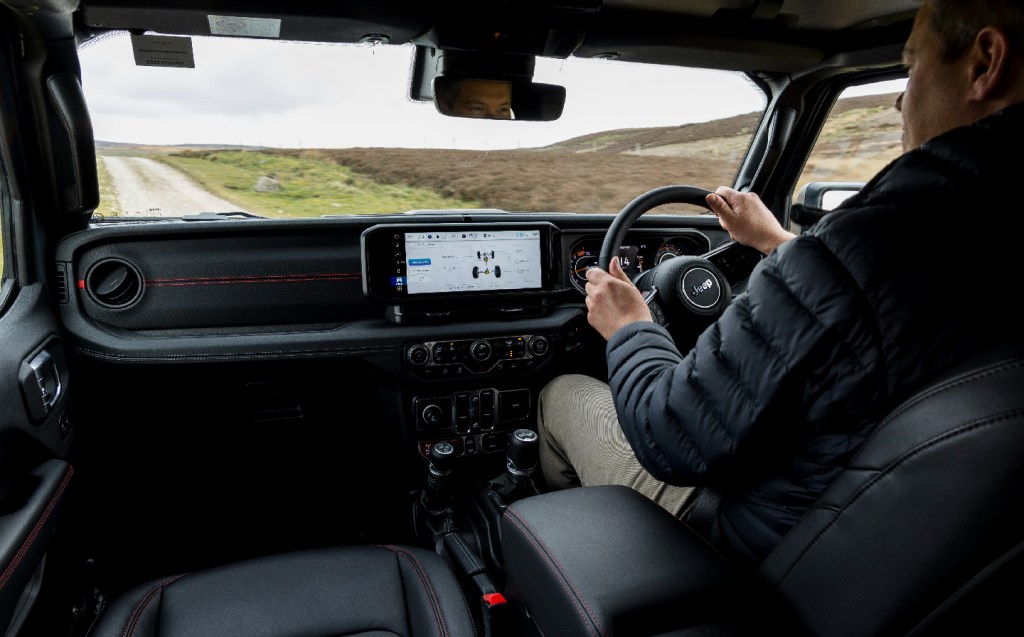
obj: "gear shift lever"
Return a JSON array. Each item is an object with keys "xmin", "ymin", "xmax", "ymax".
[
  {"xmin": 487, "ymin": 429, "xmax": 540, "ymax": 508},
  {"xmin": 425, "ymin": 440, "xmax": 456, "ymax": 506},
  {"xmin": 417, "ymin": 440, "xmax": 458, "ymax": 542},
  {"xmin": 506, "ymin": 429, "xmax": 539, "ymax": 477}
]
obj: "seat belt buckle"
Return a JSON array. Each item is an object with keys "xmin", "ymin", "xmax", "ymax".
[
  {"xmin": 482, "ymin": 592, "xmax": 507, "ymax": 607},
  {"xmin": 480, "ymin": 592, "xmax": 515, "ymax": 637}
]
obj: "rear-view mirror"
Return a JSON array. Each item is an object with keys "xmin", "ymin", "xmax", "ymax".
[{"xmin": 433, "ymin": 76, "xmax": 565, "ymax": 121}]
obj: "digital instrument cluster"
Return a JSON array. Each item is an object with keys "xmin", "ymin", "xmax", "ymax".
[{"xmin": 567, "ymin": 232, "xmax": 710, "ymax": 294}]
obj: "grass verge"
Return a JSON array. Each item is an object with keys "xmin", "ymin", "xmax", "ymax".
[
  {"xmin": 155, "ymin": 150, "xmax": 480, "ymax": 217},
  {"xmin": 94, "ymin": 154, "xmax": 122, "ymax": 218}
]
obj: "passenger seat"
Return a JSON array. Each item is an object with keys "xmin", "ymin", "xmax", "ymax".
[{"xmin": 86, "ymin": 544, "xmax": 477, "ymax": 637}]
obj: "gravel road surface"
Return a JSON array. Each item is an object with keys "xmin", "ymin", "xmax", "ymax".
[{"xmin": 101, "ymin": 155, "xmax": 250, "ymax": 217}]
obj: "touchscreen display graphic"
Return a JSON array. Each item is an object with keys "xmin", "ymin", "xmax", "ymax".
[{"xmin": 394, "ymin": 229, "xmax": 543, "ymax": 295}]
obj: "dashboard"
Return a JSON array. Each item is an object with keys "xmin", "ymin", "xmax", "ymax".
[
  {"xmin": 56, "ymin": 213, "xmax": 744, "ymax": 361},
  {"xmin": 56, "ymin": 214, "xmax": 753, "ymax": 466}
]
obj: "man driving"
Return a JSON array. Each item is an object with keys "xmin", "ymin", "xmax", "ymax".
[{"xmin": 537, "ymin": 0, "xmax": 1024, "ymax": 569}]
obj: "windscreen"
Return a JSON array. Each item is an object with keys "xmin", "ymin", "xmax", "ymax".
[{"xmin": 79, "ymin": 34, "xmax": 767, "ymax": 218}]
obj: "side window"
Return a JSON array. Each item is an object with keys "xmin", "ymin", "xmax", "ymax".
[{"xmin": 796, "ymin": 78, "xmax": 907, "ymax": 211}]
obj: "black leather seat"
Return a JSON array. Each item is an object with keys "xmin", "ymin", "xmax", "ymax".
[
  {"xmin": 500, "ymin": 348, "xmax": 1024, "ymax": 636},
  {"xmin": 87, "ymin": 349, "xmax": 1024, "ymax": 637},
  {"xmin": 87, "ymin": 544, "xmax": 477, "ymax": 637}
]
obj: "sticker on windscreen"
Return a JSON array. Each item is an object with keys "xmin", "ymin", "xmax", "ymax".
[
  {"xmin": 130, "ymin": 35, "xmax": 195, "ymax": 68},
  {"xmin": 208, "ymin": 15, "xmax": 282, "ymax": 38}
]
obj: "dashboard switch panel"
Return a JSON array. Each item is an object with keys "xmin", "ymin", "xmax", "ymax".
[
  {"xmin": 414, "ymin": 388, "xmax": 528, "ymax": 433},
  {"xmin": 404, "ymin": 333, "xmax": 553, "ymax": 377}
]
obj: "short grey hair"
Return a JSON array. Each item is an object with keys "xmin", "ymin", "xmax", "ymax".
[{"xmin": 928, "ymin": 0, "xmax": 1024, "ymax": 62}]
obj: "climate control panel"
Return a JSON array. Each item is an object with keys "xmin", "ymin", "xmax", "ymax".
[{"xmin": 404, "ymin": 333, "xmax": 552, "ymax": 378}]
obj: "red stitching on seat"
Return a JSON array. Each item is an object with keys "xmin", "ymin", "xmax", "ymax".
[
  {"xmin": 379, "ymin": 545, "xmax": 449, "ymax": 637},
  {"xmin": 503, "ymin": 507, "xmax": 607, "ymax": 637},
  {"xmin": 0, "ymin": 465, "xmax": 74, "ymax": 591},
  {"xmin": 121, "ymin": 574, "xmax": 188, "ymax": 637}
]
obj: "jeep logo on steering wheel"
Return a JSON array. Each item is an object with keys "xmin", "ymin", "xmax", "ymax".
[
  {"xmin": 691, "ymin": 278, "xmax": 713, "ymax": 297},
  {"xmin": 681, "ymin": 267, "xmax": 721, "ymax": 310}
]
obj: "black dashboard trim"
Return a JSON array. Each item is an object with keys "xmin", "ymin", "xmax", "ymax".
[{"xmin": 55, "ymin": 213, "xmax": 732, "ymax": 364}]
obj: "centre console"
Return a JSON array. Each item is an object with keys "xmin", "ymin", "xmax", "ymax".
[
  {"xmin": 360, "ymin": 221, "xmax": 587, "ymax": 463},
  {"xmin": 402, "ymin": 321, "xmax": 584, "ymax": 463}
]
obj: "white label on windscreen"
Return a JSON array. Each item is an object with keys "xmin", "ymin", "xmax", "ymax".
[
  {"xmin": 131, "ymin": 35, "xmax": 196, "ymax": 68},
  {"xmin": 405, "ymin": 230, "xmax": 542, "ymax": 294},
  {"xmin": 208, "ymin": 16, "xmax": 282, "ymax": 38}
]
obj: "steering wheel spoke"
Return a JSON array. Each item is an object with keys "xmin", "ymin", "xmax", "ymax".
[{"xmin": 646, "ymin": 296, "xmax": 668, "ymax": 327}]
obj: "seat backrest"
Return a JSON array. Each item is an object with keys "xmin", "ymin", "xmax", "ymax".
[{"xmin": 758, "ymin": 350, "xmax": 1024, "ymax": 636}]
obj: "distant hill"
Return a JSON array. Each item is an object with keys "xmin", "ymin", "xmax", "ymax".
[
  {"xmin": 95, "ymin": 141, "xmax": 267, "ymax": 152},
  {"xmin": 542, "ymin": 92, "xmax": 900, "ymax": 161},
  {"xmin": 274, "ymin": 92, "xmax": 903, "ymax": 212},
  {"xmin": 542, "ymin": 111, "xmax": 762, "ymax": 155}
]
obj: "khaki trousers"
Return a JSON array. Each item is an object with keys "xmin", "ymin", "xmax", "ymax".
[{"xmin": 536, "ymin": 373, "xmax": 695, "ymax": 517}]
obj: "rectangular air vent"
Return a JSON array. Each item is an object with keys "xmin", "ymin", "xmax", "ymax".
[{"xmin": 54, "ymin": 263, "xmax": 70, "ymax": 304}]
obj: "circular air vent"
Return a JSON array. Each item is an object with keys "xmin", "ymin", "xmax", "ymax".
[{"xmin": 85, "ymin": 259, "xmax": 143, "ymax": 308}]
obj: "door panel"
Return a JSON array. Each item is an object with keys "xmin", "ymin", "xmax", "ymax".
[{"xmin": 0, "ymin": 283, "xmax": 75, "ymax": 634}]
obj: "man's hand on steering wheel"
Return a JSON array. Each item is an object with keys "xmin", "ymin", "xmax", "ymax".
[
  {"xmin": 706, "ymin": 186, "xmax": 796, "ymax": 255},
  {"xmin": 585, "ymin": 256, "xmax": 653, "ymax": 340}
]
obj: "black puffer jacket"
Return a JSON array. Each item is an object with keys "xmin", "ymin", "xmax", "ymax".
[{"xmin": 607, "ymin": 102, "xmax": 1024, "ymax": 568}]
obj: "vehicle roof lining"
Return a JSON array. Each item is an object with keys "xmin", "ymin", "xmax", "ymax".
[
  {"xmin": 1, "ymin": 0, "xmax": 914, "ymax": 77},
  {"xmin": 604, "ymin": 0, "xmax": 920, "ymax": 31},
  {"xmin": 78, "ymin": 5, "xmax": 433, "ymax": 47}
]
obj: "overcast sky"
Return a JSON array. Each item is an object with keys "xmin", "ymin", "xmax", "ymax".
[{"xmin": 79, "ymin": 34, "xmax": 905, "ymax": 151}]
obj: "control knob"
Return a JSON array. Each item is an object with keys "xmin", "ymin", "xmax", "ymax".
[
  {"xmin": 529, "ymin": 335, "xmax": 550, "ymax": 356},
  {"xmin": 470, "ymin": 339, "xmax": 492, "ymax": 361},
  {"xmin": 421, "ymin": 404, "xmax": 444, "ymax": 427},
  {"xmin": 407, "ymin": 344, "xmax": 430, "ymax": 365}
]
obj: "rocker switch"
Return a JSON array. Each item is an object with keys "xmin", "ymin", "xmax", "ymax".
[
  {"xmin": 479, "ymin": 390, "xmax": 495, "ymax": 429},
  {"xmin": 455, "ymin": 393, "xmax": 471, "ymax": 433}
]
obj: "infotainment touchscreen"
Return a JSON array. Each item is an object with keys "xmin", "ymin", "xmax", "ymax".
[
  {"xmin": 403, "ymin": 229, "xmax": 542, "ymax": 294},
  {"xmin": 361, "ymin": 222, "xmax": 554, "ymax": 303}
]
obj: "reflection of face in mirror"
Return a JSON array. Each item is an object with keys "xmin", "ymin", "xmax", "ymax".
[{"xmin": 439, "ymin": 79, "xmax": 513, "ymax": 119}]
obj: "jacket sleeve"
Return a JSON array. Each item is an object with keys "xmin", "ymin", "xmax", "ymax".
[{"xmin": 606, "ymin": 234, "xmax": 886, "ymax": 486}]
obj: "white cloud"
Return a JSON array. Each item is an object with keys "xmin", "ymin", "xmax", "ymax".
[{"xmin": 81, "ymin": 34, "xmax": 769, "ymax": 149}]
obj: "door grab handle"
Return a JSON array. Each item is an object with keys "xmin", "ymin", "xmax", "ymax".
[{"xmin": 22, "ymin": 350, "xmax": 62, "ymax": 420}]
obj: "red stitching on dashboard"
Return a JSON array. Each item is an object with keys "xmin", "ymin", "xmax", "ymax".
[
  {"xmin": 145, "ymin": 273, "xmax": 361, "ymax": 287},
  {"xmin": 0, "ymin": 465, "xmax": 74, "ymax": 591}
]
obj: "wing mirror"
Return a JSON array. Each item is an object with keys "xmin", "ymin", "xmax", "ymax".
[
  {"xmin": 797, "ymin": 181, "xmax": 864, "ymax": 210},
  {"xmin": 791, "ymin": 181, "xmax": 865, "ymax": 233}
]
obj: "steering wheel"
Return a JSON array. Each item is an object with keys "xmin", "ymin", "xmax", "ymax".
[{"xmin": 598, "ymin": 185, "xmax": 762, "ymax": 332}]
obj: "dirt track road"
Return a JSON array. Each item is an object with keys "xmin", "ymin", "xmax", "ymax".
[{"xmin": 101, "ymin": 155, "xmax": 250, "ymax": 217}]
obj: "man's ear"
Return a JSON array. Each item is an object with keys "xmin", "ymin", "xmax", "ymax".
[{"xmin": 966, "ymin": 25, "xmax": 1012, "ymax": 101}]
